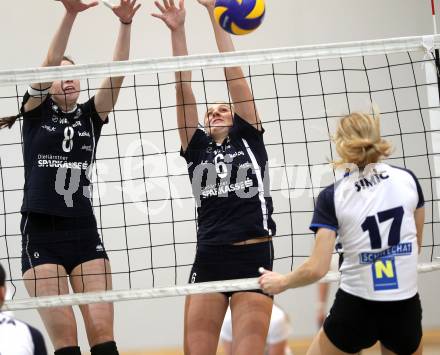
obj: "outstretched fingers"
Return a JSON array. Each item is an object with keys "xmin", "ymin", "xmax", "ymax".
[
  {"xmin": 151, "ymin": 0, "xmax": 185, "ymax": 30},
  {"xmin": 154, "ymin": 0, "xmax": 166, "ymax": 13},
  {"xmin": 109, "ymin": 0, "xmax": 141, "ymax": 23}
]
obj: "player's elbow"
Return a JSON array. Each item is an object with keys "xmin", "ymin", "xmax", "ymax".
[
  {"xmin": 307, "ymin": 268, "xmax": 325, "ymax": 282},
  {"xmin": 301, "ymin": 260, "xmax": 327, "ymax": 284},
  {"xmin": 315, "ymin": 265, "xmax": 328, "ymax": 280},
  {"xmin": 308, "ymin": 260, "xmax": 328, "ymax": 282}
]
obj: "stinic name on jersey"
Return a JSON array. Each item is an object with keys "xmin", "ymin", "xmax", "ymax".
[{"xmin": 354, "ymin": 171, "xmax": 389, "ymax": 192}]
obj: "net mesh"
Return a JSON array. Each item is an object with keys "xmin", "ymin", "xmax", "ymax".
[{"xmin": 1, "ymin": 35, "xmax": 440, "ymax": 310}]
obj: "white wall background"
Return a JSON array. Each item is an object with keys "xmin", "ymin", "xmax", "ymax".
[{"xmin": 0, "ymin": 0, "xmax": 440, "ymax": 353}]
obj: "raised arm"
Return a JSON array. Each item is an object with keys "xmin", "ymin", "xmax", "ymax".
[
  {"xmin": 259, "ymin": 228, "xmax": 336, "ymax": 295},
  {"xmin": 94, "ymin": 0, "xmax": 141, "ymax": 121},
  {"xmin": 198, "ymin": 0, "xmax": 261, "ymax": 130},
  {"xmin": 23, "ymin": 0, "xmax": 98, "ymax": 113},
  {"xmin": 152, "ymin": 0, "xmax": 199, "ymax": 151}
]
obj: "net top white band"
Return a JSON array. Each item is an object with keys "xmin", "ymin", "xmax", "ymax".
[
  {"xmin": 0, "ymin": 35, "xmax": 439, "ymax": 87},
  {"xmin": 4, "ymin": 262, "xmax": 439, "ymax": 311}
]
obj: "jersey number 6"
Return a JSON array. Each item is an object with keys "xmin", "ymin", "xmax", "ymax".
[
  {"xmin": 214, "ymin": 153, "xmax": 228, "ymax": 179},
  {"xmin": 361, "ymin": 206, "xmax": 404, "ymax": 249}
]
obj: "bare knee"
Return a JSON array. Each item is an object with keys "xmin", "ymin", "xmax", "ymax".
[
  {"xmin": 184, "ymin": 294, "xmax": 228, "ymax": 355},
  {"xmin": 81, "ymin": 304, "xmax": 115, "ymax": 346}
]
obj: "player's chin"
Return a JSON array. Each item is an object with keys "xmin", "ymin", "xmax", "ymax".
[
  {"xmin": 214, "ymin": 125, "xmax": 231, "ymax": 135},
  {"xmin": 66, "ymin": 92, "xmax": 80, "ymax": 103}
]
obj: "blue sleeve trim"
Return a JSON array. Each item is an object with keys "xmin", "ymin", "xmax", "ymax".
[
  {"xmin": 310, "ymin": 184, "xmax": 338, "ymax": 233},
  {"xmin": 310, "ymin": 223, "xmax": 338, "ymax": 233}
]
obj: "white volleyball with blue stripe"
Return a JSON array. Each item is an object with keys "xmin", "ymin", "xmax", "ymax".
[{"xmin": 214, "ymin": 0, "xmax": 265, "ymax": 35}]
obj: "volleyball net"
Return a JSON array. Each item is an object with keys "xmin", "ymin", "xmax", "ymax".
[{"xmin": 1, "ymin": 35, "xmax": 440, "ymax": 311}]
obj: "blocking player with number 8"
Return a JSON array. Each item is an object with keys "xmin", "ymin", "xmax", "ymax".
[{"xmin": 0, "ymin": 1, "xmax": 141, "ymax": 354}]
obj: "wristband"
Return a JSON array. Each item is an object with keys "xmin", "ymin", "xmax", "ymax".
[
  {"xmin": 27, "ymin": 86, "xmax": 50, "ymax": 97},
  {"xmin": 120, "ymin": 19, "xmax": 132, "ymax": 25}
]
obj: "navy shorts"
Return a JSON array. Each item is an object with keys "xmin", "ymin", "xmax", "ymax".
[
  {"xmin": 21, "ymin": 212, "xmax": 108, "ymax": 275},
  {"xmin": 188, "ymin": 241, "xmax": 273, "ymax": 298},
  {"xmin": 323, "ymin": 288, "xmax": 422, "ymax": 354}
]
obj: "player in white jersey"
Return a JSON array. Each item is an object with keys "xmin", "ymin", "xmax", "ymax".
[
  {"xmin": 259, "ymin": 112, "xmax": 424, "ymax": 355},
  {"xmin": 0, "ymin": 263, "xmax": 48, "ymax": 355},
  {"xmin": 220, "ymin": 304, "xmax": 293, "ymax": 355}
]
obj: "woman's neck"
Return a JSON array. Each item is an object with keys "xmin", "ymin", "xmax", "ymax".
[
  {"xmin": 212, "ymin": 132, "xmax": 229, "ymax": 144},
  {"xmin": 52, "ymin": 98, "xmax": 77, "ymax": 113}
]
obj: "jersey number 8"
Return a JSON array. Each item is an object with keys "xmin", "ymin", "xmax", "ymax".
[{"xmin": 62, "ymin": 126, "xmax": 74, "ymax": 153}]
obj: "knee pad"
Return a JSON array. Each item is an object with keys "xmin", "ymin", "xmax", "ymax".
[
  {"xmin": 54, "ymin": 346, "xmax": 81, "ymax": 355},
  {"xmin": 90, "ymin": 341, "xmax": 119, "ymax": 355}
]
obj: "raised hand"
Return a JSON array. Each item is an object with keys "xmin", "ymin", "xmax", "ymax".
[
  {"xmin": 105, "ymin": 0, "xmax": 141, "ymax": 24},
  {"xmin": 152, "ymin": 0, "xmax": 185, "ymax": 32},
  {"xmin": 58, "ymin": 0, "xmax": 99, "ymax": 14},
  {"xmin": 196, "ymin": 0, "xmax": 215, "ymax": 9}
]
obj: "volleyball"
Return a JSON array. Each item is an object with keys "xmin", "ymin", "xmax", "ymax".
[{"xmin": 214, "ymin": 0, "xmax": 265, "ymax": 35}]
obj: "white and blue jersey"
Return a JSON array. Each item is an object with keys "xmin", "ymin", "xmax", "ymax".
[
  {"xmin": 0, "ymin": 312, "xmax": 47, "ymax": 355},
  {"xmin": 310, "ymin": 163, "xmax": 424, "ymax": 301},
  {"xmin": 181, "ymin": 114, "xmax": 276, "ymax": 245}
]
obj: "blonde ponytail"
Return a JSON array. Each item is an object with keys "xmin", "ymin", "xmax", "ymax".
[{"xmin": 333, "ymin": 112, "xmax": 392, "ymax": 168}]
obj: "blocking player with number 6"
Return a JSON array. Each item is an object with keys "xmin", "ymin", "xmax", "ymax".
[
  {"xmin": 259, "ymin": 112, "xmax": 424, "ymax": 355},
  {"xmin": 152, "ymin": 0, "xmax": 276, "ymax": 354}
]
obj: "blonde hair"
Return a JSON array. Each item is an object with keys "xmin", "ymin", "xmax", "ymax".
[{"xmin": 333, "ymin": 112, "xmax": 392, "ymax": 168}]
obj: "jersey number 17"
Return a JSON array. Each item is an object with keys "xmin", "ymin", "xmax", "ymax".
[{"xmin": 361, "ymin": 206, "xmax": 404, "ymax": 249}]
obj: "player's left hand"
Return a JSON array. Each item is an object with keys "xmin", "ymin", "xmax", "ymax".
[
  {"xmin": 108, "ymin": 0, "xmax": 141, "ymax": 24},
  {"xmin": 258, "ymin": 267, "xmax": 289, "ymax": 295}
]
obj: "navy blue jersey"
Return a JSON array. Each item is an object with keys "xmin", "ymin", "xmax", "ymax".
[
  {"xmin": 181, "ymin": 113, "xmax": 276, "ymax": 245},
  {"xmin": 20, "ymin": 93, "xmax": 107, "ymax": 217}
]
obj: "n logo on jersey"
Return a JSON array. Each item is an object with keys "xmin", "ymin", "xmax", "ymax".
[{"xmin": 372, "ymin": 257, "xmax": 398, "ymax": 291}]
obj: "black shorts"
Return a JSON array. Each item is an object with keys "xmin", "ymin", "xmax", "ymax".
[
  {"xmin": 189, "ymin": 241, "xmax": 273, "ymax": 298},
  {"xmin": 323, "ymin": 288, "xmax": 422, "ymax": 354},
  {"xmin": 21, "ymin": 212, "xmax": 108, "ymax": 275}
]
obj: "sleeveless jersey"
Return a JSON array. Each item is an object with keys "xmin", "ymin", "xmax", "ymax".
[
  {"xmin": 0, "ymin": 312, "xmax": 47, "ymax": 355},
  {"xmin": 181, "ymin": 114, "xmax": 276, "ymax": 245},
  {"xmin": 310, "ymin": 163, "xmax": 424, "ymax": 301},
  {"xmin": 20, "ymin": 93, "xmax": 107, "ymax": 217}
]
